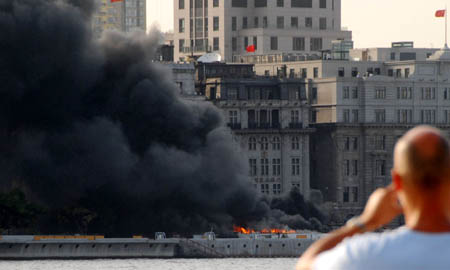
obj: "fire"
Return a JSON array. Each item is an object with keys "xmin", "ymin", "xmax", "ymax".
[{"xmin": 233, "ymin": 226, "xmax": 296, "ymax": 234}]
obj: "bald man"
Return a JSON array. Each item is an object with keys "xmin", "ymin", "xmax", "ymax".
[{"xmin": 297, "ymin": 126, "xmax": 450, "ymax": 270}]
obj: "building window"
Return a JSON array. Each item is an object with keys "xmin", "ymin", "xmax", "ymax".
[
  {"xmin": 445, "ymin": 110, "xmax": 450, "ymax": 123},
  {"xmin": 352, "ymin": 87, "xmax": 358, "ymax": 99},
  {"xmin": 260, "ymin": 137, "xmax": 269, "ymax": 150},
  {"xmin": 374, "ymin": 135, "xmax": 386, "ymax": 150},
  {"xmin": 179, "ymin": 19, "xmax": 185, "ymax": 33},
  {"xmin": 232, "ymin": 17, "xmax": 237, "ymax": 31},
  {"xmin": 301, "ymin": 68, "xmax": 307, "ymax": 78},
  {"xmin": 343, "ymin": 187, "xmax": 350, "ymax": 203},
  {"xmin": 232, "ymin": 0, "xmax": 248, "ymax": 7},
  {"xmin": 292, "ymin": 137, "xmax": 300, "ymax": 150},
  {"xmin": 254, "ymin": 17, "xmax": 259, "ymax": 28},
  {"xmin": 243, "ymin": 17, "xmax": 248, "ymax": 29},
  {"xmin": 375, "ymin": 87, "xmax": 386, "ymax": 99},
  {"xmin": 310, "ymin": 38, "xmax": 322, "ymax": 51},
  {"xmin": 273, "ymin": 184, "xmax": 282, "ymax": 194},
  {"xmin": 397, "ymin": 109, "xmax": 412, "ymax": 123},
  {"xmin": 320, "ymin": 0, "xmax": 327, "ymax": 8},
  {"xmin": 305, "ymin": 17, "xmax": 312, "ymax": 28},
  {"xmin": 444, "ymin": 88, "xmax": 449, "ymax": 99},
  {"xmin": 232, "ymin": 37, "xmax": 237, "ymax": 51},
  {"xmin": 263, "ymin": 16, "xmax": 268, "ymax": 28},
  {"xmin": 352, "ymin": 110, "xmax": 359, "ymax": 123},
  {"xmin": 179, "ymin": 0, "xmax": 185, "ymax": 9},
  {"xmin": 213, "ymin": 37, "xmax": 219, "ymax": 51},
  {"xmin": 277, "ymin": 16, "xmax": 284, "ymax": 29},
  {"xmin": 292, "ymin": 0, "xmax": 312, "ymax": 8},
  {"xmin": 352, "ymin": 187, "xmax": 358, "ymax": 202},
  {"xmin": 272, "ymin": 137, "xmax": 281, "ymax": 150},
  {"xmin": 343, "ymin": 109, "xmax": 350, "ymax": 123},
  {"xmin": 421, "ymin": 87, "xmax": 435, "ymax": 100},
  {"xmin": 338, "ymin": 67, "xmax": 345, "ymax": 77},
  {"xmin": 213, "ymin": 17, "xmax": 219, "ymax": 31},
  {"xmin": 343, "ymin": 87, "xmax": 350, "ymax": 99},
  {"xmin": 261, "ymin": 158, "xmax": 269, "ymax": 176},
  {"xmin": 388, "ymin": 69, "xmax": 394, "ymax": 77},
  {"xmin": 319, "ymin": 18, "xmax": 326, "ymax": 30},
  {"xmin": 244, "ymin": 37, "xmax": 248, "ymax": 50},
  {"xmin": 421, "ymin": 110, "xmax": 436, "ymax": 124},
  {"xmin": 270, "ymin": 37, "xmax": 278, "ymax": 50},
  {"xmin": 351, "ymin": 67, "xmax": 358, "ymax": 77},
  {"xmin": 213, "ymin": 0, "xmax": 219, "ymax": 7},
  {"xmin": 272, "ymin": 158, "xmax": 281, "ymax": 176},
  {"xmin": 405, "ymin": 68, "xmax": 410, "ymax": 78},
  {"xmin": 228, "ymin": 88, "xmax": 238, "ymax": 100},
  {"xmin": 249, "ymin": 137, "xmax": 257, "ymax": 150},
  {"xmin": 249, "ymin": 159, "xmax": 257, "ymax": 176},
  {"xmin": 376, "ymin": 160, "xmax": 386, "ymax": 176},
  {"xmin": 178, "ymin": 39, "xmax": 185, "ymax": 53},
  {"xmin": 291, "ymin": 110, "xmax": 300, "ymax": 124},
  {"xmin": 313, "ymin": 67, "xmax": 319, "ymax": 78},
  {"xmin": 229, "ymin": 110, "xmax": 238, "ymax": 125},
  {"xmin": 344, "ymin": 160, "xmax": 350, "ymax": 176},
  {"xmin": 397, "ymin": 87, "xmax": 412, "ymax": 99},
  {"xmin": 353, "ymin": 137, "xmax": 358, "ymax": 150},
  {"xmin": 292, "ymin": 158, "xmax": 300, "ymax": 176},
  {"xmin": 261, "ymin": 184, "xmax": 269, "ymax": 195},
  {"xmin": 375, "ymin": 110, "xmax": 386, "ymax": 123},
  {"xmin": 253, "ymin": 36, "xmax": 258, "ymax": 50},
  {"xmin": 344, "ymin": 137, "xmax": 350, "ymax": 151},
  {"xmin": 352, "ymin": 160, "xmax": 358, "ymax": 176},
  {"xmin": 292, "ymin": 37, "xmax": 305, "ymax": 51},
  {"xmin": 255, "ymin": 0, "xmax": 267, "ymax": 7},
  {"xmin": 277, "ymin": 0, "xmax": 284, "ymax": 7}
]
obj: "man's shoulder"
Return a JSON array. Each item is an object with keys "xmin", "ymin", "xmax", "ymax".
[{"xmin": 312, "ymin": 228, "xmax": 410, "ymax": 270}]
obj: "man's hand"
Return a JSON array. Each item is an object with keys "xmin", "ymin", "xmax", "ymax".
[
  {"xmin": 359, "ymin": 184, "xmax": 403, "ymax": 231},
  {"xmin": 297, "ymin": 185, "xmax": 403, "ymax": 270}
]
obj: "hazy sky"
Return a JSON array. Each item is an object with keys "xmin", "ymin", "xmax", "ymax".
[{"xmin": 147, "ymin": 0, "xmax": 449, "ymax": 48}]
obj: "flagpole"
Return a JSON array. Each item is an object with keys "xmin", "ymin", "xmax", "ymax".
[{"xmin": 446, "ymin": 6, "xmax": 448, "ymax": 47}]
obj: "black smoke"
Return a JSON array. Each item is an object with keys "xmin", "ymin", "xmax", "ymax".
[{"xmin": 0, "ymin": 0, "xmax": 326, "ymax": 236}]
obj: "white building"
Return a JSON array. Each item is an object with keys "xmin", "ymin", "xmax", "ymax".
[
  {"xmin": 250, "ymin": 45, "xmax": 450, "ymax": 223},
  {"xmin": 173, "ymin": 0, "xmax": 351, "ymax": 62},
  {"xmin": 92, "ymin": 0, "xmax": 146, "ymax": 38}
]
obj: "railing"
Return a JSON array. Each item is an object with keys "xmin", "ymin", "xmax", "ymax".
[
  {"xmin": 289, "ymin": 122, "xmax": 303, "ymax": 129},
  {"xmin": 248, "ymin": 123, "xmax": 281, "ymax": 129},
  {"xmin": 227, "ymin": 123, "xmax": 242, "ymax": 130},
  {"xmin": 180, "ymin": 239, "xmax": 226, "ymax": 258}
]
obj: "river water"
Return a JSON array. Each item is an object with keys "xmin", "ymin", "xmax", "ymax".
[{"xmin": 0, "ymin": 258, "xmax": 299, "ymax": 270}]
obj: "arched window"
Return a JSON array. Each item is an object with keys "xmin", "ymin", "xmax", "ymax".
[
  {"xmin": 261, "ymin": 137, "xmax": 269, "ymax": 151},
  {"xmin": 249, "ymin": 137, "xmax": 257, "ymax": 150},
  {"xmin": 292, "ymin": 137, "xmax": 300, "ymax": 150},
  {"xmin": 272, "ymin": 136, "xmax": 281, "ymax": 150}
]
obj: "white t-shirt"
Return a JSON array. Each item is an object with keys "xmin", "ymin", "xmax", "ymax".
[{"xmin": 313, "ymin": 227, "xmax": 450, "ymax": 270}]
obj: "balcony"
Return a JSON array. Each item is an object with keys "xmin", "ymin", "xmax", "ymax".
[
  {"xmin": 289, "ymin": 122, "xmax": 303, "ymax": 129},
  {"xmin": 248, "ymin": 122, "xmax": 281, "ymax": 129},
  {"xmin": 227, "ymin": 123, "xmax": 242, "ymax": 130},
  {"xmin": 181, "ymin": 45, "xmax": 212, "ymax": 54}
]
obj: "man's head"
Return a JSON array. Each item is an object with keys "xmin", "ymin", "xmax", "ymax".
[
  {"xmin": 392, "ymin": 126, "xmax": 450, "ymax": 215},
  {"xmin": 393, "ymin": 126, "xmax": 450, "ymax": 188}
]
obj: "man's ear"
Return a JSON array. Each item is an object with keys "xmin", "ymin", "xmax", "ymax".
[{"xmin": 391, "ymin": 170, "xmax": 403, "ymax": 191}]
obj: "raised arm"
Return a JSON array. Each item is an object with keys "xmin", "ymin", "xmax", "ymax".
[{"xmin": 296, "ymin": 185, "xmax": 402, "ymax": 270}]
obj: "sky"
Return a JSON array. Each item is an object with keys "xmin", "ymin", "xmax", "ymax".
[{"xmin": 147, "ymin": 0, "xmax": 449, "ymax": 49}]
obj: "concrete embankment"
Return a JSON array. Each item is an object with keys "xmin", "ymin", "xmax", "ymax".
[{"xmin": 0, "ymin": 236, "xmax": 314, "ymax": 259}]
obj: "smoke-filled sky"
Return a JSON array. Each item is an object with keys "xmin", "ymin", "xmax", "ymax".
[
  {"xmin": 147, "ymin": 0, "xmax": 449, "ymax": 48},
  {"xmin": 0, "ymin": 0, "xmax": 326, "ymax": 236}
]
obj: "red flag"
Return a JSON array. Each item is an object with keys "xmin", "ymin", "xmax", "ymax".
[
  {"xmin": 111, "ymin": 0, "xmax": 123, "ymax": 2},
  {"xmin": 435, "ymin": 9, "xmax": 446, "ymax": 17},
  {"xmin": 246, "ymin": 45, "xmax": 255, "ymax": 53}
]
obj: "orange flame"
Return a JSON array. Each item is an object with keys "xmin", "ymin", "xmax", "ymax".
[{"xmin": 233, "ymin": 226, "xmax": 296, "ymax": 234}]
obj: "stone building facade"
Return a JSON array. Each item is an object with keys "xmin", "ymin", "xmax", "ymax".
[
  {"xmin": 92, "ymin": 0, "xmax": 146, "ymax": 38},
  {"xmin": 205, "ymin": 77, "xmax": 313, "ymax": 197},
  {"xmin": 173, "ymin": 0, "xmax": 351, "ymax": 62},
  {"xmin": 249, "ymin": 46, "xmax": 450, "ymax": 222}
]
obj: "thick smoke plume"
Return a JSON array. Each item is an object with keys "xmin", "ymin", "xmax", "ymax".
[{"xmin": 0, "ymin": 0, "xmax": 326, "ymax": 236}]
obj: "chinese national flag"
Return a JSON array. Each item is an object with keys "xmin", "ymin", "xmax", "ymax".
[
  {"xmin": 246, "ymin": 45, "xmax": 255, "ymax": 53},
  {"xmin": 111, "ymin": 0, "xmax": 123, "ymax": 2},
  {"xmin": 435, "ymin": 10, "xmax": 446, "ymax": 17}
]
